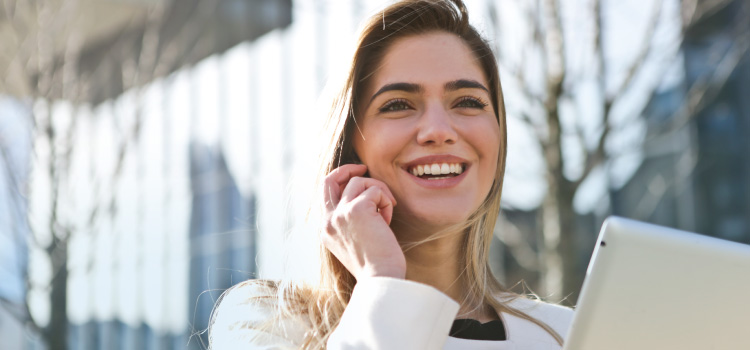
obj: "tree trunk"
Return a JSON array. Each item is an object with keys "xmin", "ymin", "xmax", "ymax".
[
  {"xmin": 557, "ymin": 181, "xmax": 579, "ymax": 303},
  {"xmin": 46, "ymin": 238, "xmax": 68, "ymax": 350},
  {"xmin": 539, "ymin": 93, "xmax": 580, "ymax": 301},
  {"xmin": 539, "ymin": 176, "xmax": 579, "ymax": 303},
  {"xmin": 539, "ymin": 183, "xmax": 563, "ymax": 299}
]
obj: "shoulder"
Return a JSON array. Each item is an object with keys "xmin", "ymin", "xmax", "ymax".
[
  {"xmin": 211, "ymin": 280, "xmax": 280, "ymax": 328},
  {"xmin": 209, "ymin": 280, "xmax": 310, "ymax": 350},
  {"xmin": 505, "ymin": 296, "xmax": 574, "ymax": 337},
  {"xmin": 493, "ymin": 293, "xmax": 574, "ymax": 347}
]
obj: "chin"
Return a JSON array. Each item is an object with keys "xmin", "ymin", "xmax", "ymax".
[{"xmin": 392, "ymin": 202, "xmax": 475, "ymax": 235}]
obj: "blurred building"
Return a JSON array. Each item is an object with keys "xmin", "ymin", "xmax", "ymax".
[
  {"xmin": 0, "ymin": 97, "xmax": 33, "ymax": 350},
  {"xmin": 187, "ymin": 142, "xmax": 256, "ymax": 349},
  {"xmin": 613, "ymin": 0, "xmax": 750, "ymax": 245},
  {"xmin": 2, "ymin": 0, "xmax": 294, "ymax": 349}
]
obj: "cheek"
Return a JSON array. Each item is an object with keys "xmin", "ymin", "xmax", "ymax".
[
  {"xmin": 364, "ymin": 119, "xmax": 409, "ymax": 150},
  {"xmin": 353, "ymin": 121, "xmax": 381, "ymax": 159},
  {"xmin": 352, "ymin": 134, "xmax": 365, "ymax": 164},
  {"xmin": 473, "ymin": 121, "xmax": 502, "ymax": 188},
  {"xmin": 354, "ymin": 121, "xmax": 404, "ymax": 173},
  {"xmin": 473, "ymin": 119, "xmax": 502, "ymax": 161}
]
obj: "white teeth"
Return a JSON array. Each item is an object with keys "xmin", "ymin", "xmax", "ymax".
[
  {"xmin": 430, "ymin": 164, "xmax": 440, "ymax": 174},
  {"xmin": 408, "ymin": 163, "xmax": 464, "ymax": 176},
  {"xmin": 440, "ymin": 163, "xmax": 450, "ymax": 174}
]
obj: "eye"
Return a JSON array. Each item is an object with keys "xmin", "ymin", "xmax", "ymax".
[
  {"xmin": 379, "ymin": 98, "xmax": 412, "ymax": 113},
  {"xmin": 454, "ymin": 96, "xmax": 488, "ymax": 110}
]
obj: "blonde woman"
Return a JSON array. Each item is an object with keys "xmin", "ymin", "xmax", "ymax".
[{"xmin": 210, "ymin": 0, "xmax": 573, "ymax": 349}]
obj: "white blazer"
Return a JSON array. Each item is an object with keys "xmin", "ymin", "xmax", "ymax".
[{"xmin": 211, "ymin": 277, "xmax": 574, "ymax": 350}]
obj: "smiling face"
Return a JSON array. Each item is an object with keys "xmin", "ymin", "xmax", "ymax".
[{"xmin": 353, "ymin": 31, "xmax": 502, "ymax": 233}]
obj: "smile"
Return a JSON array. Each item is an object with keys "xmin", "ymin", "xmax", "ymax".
[
  {"xmin": 401, "ymin": 155, "xmax": 471, "ymax": 188},
  {"xmin": 407, "ymin": 163, "xmax": 465, "ymax": 180}
]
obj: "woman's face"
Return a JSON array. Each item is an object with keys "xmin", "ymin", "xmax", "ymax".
[{"xmin": 353, "ymin": 31, "xmax": 502, "ymax": 231}]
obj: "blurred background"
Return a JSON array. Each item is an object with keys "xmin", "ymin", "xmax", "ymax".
[{"xmin": 0, "ymin": 0, "xmax": 748, "ymax": 349}]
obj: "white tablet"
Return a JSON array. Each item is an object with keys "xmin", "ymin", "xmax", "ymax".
[{"xmin": 563, "ymin": 216, "xmax": 750, "ymax": 350}]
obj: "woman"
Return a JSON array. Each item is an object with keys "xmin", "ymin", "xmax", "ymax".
[{"xmin": 210, "ymin": 0, "xmax": 573, "ymax": 349}]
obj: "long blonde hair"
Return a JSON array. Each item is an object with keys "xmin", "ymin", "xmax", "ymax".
[{"xmin": 211, "ymin": 1, "xmax": 563, "ymax": 348}]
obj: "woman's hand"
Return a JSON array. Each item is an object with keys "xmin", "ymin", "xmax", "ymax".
[{"xmin": 322, "ymin": 164, "xmax": 406, "ymax": 280}]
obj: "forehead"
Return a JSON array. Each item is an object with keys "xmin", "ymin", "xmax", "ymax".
[{"xmin": 370, "ymin": 31, "xmax": 487, "ymax": 93}]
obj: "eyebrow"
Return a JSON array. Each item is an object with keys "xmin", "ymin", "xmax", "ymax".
[
  {"xmin": 444, "ymin": 79, "xmax": 489, "ymax": 93},
  {"xmin": 368, "ymin": 79, "xmax": 489, "ymax": 104},
  {"xmin": 369, "ymin": 82, "xmax": 422, "ymax": 103}
]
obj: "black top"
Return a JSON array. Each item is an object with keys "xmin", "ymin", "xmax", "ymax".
[{"xmin": 449, "ymin": 318, "xmax": 507, "ymax": 341}]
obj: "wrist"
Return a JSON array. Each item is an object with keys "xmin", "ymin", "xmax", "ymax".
[{"xmin": 359, "ymin": 264, "xmax": 406, "ymax": 280}]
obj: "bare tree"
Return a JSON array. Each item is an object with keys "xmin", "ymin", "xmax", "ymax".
[{"xmin": 488, "ymin": 0, "xmax": 749, "ymax": 301}]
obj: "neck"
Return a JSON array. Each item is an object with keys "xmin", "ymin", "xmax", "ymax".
[
  {"xmin": 392, "ymin": 219, "xmax": 468, "ymax": 301},
  {"xmin": 393, "ymin": 222, "xmax": 496, "ymax": 322},
  {"xmin": 402, "ymin": 232, "xmax": 466, "ymax": 301}
]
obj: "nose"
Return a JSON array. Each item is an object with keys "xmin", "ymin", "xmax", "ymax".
[{"xmin": 416, "ymin": 102, "xmax": 458, "ymax": 145}]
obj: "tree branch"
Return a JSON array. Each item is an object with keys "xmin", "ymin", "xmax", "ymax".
[
  {"xmin": 574, "ymin": 0, "xmax": 607, "ymax": 190},
  {"xmin": 542, "ymin": 0, "xmax": 566, "ymax": 108},
  {"xmin": 540, "ymin": 0, "xmax": 566, "ymax": 181},
  {"xmin": 0, "ymin": 297, "xmax": 44, "ymax": 335},
  {"xmin": 609, "ymin": 1, "xmax": 663, "ymax": 102},
  {"xmin": 632, "ymin": 151, "xmax": 697, "ymax": 221},
  {"xmin": 577, "ymin": 0, "xmax": 663, "ymax": 190},
  {"xmin": 682, "ymin": 0, "xmax": 735, "ymax": 31},
  {"xmin": 658, "ymin": 30, "xmax": 750, "ymax": 135}
]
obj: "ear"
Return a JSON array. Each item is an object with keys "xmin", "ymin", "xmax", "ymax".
[
  {"xmin": 339, "ymin": 146, "xmax": 363, "ymax": 166},
  {"xmin": 347, "ymin": 151, "xmax": 370, "ymax": 178},
  {"xmin": 352, "ymin": 151, "xmax": 363, "ymax": 165}
]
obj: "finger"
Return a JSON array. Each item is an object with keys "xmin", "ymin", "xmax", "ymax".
[
  {"xmin": 340, "ymin": 176, "xmax": 397, "ymax": 207},
  {"xmin": 323, "ymin": 164, "xmax": 367, "ymax": 209},
  {"xmin": 353, "ymin": 185, "xmax": 394, "ymax": 225},
  {"xmin": 376, "ymin": 192, "xmax": 394, "ymax": 226}
]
